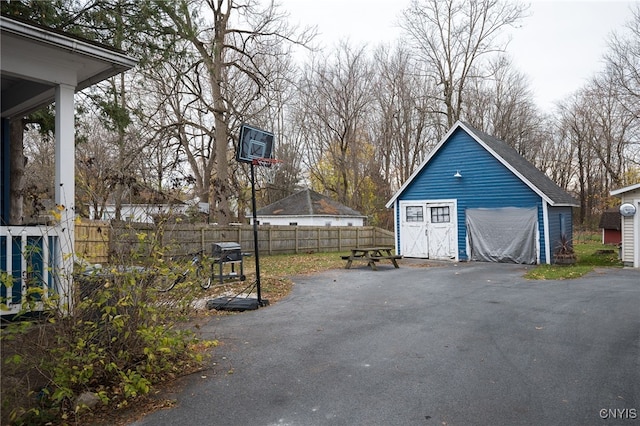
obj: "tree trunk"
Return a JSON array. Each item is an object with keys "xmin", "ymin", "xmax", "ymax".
[
  {"xmin": 9, "ymin": 118, "xmax": 25, "ymax": 225},
  {"xmin": 207, "ymin": 14, "xmax": 232, "ymax": 225}
]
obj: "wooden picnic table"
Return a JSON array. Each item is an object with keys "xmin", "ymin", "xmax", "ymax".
[{"xmin": 342, "ymin": 247, "xmax": 402, "ymax": 271}]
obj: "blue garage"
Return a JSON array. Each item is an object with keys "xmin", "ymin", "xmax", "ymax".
[{"xmin": 386, "ymin": 121, "xmax": 578, "ymax": 264}]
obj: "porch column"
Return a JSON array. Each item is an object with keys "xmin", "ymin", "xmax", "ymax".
[{"xmin": 55, "ymin": 83, "xmax": 75, "ymax": 309}]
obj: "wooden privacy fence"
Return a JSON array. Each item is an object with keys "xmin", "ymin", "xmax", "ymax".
[
  {"xmin": 76, "ymin": 221, "xmax": 395, "ymax": 263},
  {"xmin": 75, "ymin": 219, "xmax": 110, "ymax": 264}
]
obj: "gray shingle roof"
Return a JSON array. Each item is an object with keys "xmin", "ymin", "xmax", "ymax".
[
  {"xmin": 599, "ymin": 208, "xmax": 621, "ymax": 230},
  {"xmin": 257, "ymin": 189, "xmax": 364, "ymax": 217},
  {"xmin": 461, "ymin": 122, "xmax": 579, "ymax": 206}
]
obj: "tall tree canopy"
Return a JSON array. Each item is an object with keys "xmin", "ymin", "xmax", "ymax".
[
  {"xmin": 144, "ymin": 0, "xmax": 314, "ymax": 224},
  {"xmin": 400, "ymin": 0, "xmax": 528, "ymax": 129}
]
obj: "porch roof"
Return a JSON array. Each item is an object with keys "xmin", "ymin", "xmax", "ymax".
[{"xmin": 1, "ymin": 14, "xmax": 137, "ymax": 118}]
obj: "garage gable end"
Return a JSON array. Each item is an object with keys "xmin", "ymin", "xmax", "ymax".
[
  {"xmin": 387, "ymin": 121, "xmax": 578, "ymax": 208},
  {"xmin": 396, "ymin": 127, "xmax": 545, "ymax": 261},
  {"xmin": 388, "ymin": 122, "xmax": 578, "ymax": 264}
]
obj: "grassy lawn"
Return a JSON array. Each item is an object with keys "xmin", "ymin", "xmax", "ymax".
[
  {"xmin": 174, "ymin": 239, "xmax": 622, "ymax": 304},
  {"xmin": 242, "ymin": 251, "xmax": 350, "ymax": 302},
  {"xmin": 524, "ymin": 234, "xmax": 622, "ymax": 280},
  {"xmin": 164, "ymin": 251, "xmax": 352, "ymax": 312},
  {"xmin": 203, "ymin": 241, "xmax": 623, "ymax": 293}
]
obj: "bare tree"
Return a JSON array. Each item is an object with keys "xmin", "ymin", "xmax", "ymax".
[
  {"xmin": 605, "ymin": 5, "xmax": 640, "ymax": 116},
  {"xmin": 75, "ymin": 117, "xmax": 121, "ymax": 220},
  {"xmin": 558, "ymin": 89, "xmax": 615, "ymax": 227},
  {"xmin": 602, "ymin": 5, "xmax": 640, "ymax": 172},
  {"xmin": 227, "ymin": 34, "xmax": 304, "ymax": 215},
  {"xmin": 464, "ymin": 56, "xmax": 545, "ymax": 165},
  {"xmin": 400, "ymin": 0, "xmax": 528, "ymax": 129},
  {"xmin": 134, "ymin": 49, "xmax": 216, "ymax": 203},
  {"xmin": 150, "ymin": 0, "xmax": 315, "ymax": 224},
  {"xmin": 372, "ymin": 44, "xmax": 441, "ymax": 192},
  {"xmin": 22, "ymin": 122, "xmax": 56, "ymax": 222},
  {"xmin": 297, "ymin": 42, "xmax": 375, "ymax": 208},
  {"xmin": 588, "ymin": 73, "xmax": 638, "ymax": 188}
]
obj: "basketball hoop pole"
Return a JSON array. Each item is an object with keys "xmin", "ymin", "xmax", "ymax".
[{"xmin": 250, "ymin": 162, "xmax": 265, "ymax": 306}]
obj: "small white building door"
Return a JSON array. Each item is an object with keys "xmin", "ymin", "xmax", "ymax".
[
  {"xmin": 400, "ymin": 201, "xmax": 457, "ymax": 259},
  {"xmin": 426, "ymin": 203, "xmax": 457, "ymax": 259},
  {"xmin": 400, "ymin": 203, "xmax": 428, "ymax": 257}
]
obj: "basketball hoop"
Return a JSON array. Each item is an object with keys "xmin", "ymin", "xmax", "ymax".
[
  {"xmin": 251, "ymin": 157, "xmax": 282, "ymax": 168},
  {"xmin": 234, "ymin": 124, "xmax": 280, "ymax": 308}
]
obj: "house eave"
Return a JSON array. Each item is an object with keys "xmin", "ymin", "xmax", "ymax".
[
  {"xmin": 1, "ymin": 16, "xmax": 137, "ymax": 69},
  {"xmin": 611, "ymin": 183, "xmax": 640, "ymax": 196},
  {"xmin": 550, "ymin": 202, "xmax": 580, "ymax": 208},
  {"xmin": 1, "ymin": 15, "xmax": 137, "ymax": 118}
]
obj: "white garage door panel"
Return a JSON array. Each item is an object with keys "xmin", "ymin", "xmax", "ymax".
[{"xmin": 400, "ymin": 201, "xmax": 457, "ymax": 259}]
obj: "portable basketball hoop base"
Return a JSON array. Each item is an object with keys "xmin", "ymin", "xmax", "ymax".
[
  {"xmin": 206, "ymin": 296, "xmax": 261, "ymax": 312},
  {"xmin": 208, "ymin": 157, "xmax": 280, "ymax": 312}
]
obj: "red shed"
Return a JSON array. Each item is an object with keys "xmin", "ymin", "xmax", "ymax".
[{"xmin": 599, "ymin": 208, "xmax": 621, "ymax": 245}]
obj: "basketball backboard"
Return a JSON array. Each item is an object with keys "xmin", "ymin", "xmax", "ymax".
[{"xmin": 236, "ymin": 124, "xmax": 274, "ymax": 164}]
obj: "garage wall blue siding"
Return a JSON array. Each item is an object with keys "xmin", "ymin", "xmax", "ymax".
[
  {"xmin": 398, "ymin": 128, "xmax": 546, "ymax": 261},
  {"xmin": 547, "ymin": 206, "xmax": 574, "ymax": 258}
]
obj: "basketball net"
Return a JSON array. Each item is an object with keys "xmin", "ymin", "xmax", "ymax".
[{"xmin": 251, "ymin": 157, "xmax": 283, "ymax": 185}]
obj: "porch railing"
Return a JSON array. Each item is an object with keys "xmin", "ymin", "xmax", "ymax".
[{"xmin": 1, "ymin": 225, "xmax": 64, "ymax": 317}]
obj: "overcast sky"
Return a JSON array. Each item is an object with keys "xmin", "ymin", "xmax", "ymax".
[{"xmin": 279, "ymin": 0, "xmax": 638, "ymax": 111}]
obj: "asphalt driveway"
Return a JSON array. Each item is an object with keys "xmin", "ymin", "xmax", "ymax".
[{"xmin": 130, "ymin": 262, "xmax": 640, "ymax": 426}]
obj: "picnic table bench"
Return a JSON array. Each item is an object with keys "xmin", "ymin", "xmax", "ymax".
[{"xmin": 342, "ymin": 247, "xmax": 402, "ymax": 271}]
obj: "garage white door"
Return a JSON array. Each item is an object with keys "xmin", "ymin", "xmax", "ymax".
[{"xmin": 400, "ymin": 201, "xmax": 457, "ymax": 259}]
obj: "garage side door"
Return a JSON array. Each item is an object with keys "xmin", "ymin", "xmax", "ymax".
[
  {"xmin": 426, "ymin": 204, "xmax": 456, "ymax": 260},
  {"xmin": 466, "ymin": 207, "xmax": 538, "ymax": 264},
  {"xmin": 399, "ymin": 203, "xmax": 428, "ymax": 258}
]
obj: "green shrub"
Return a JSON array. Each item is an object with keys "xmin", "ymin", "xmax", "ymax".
[{"xmin": 1, "ymin": 226, "xmax": 215, "ymax": 425}]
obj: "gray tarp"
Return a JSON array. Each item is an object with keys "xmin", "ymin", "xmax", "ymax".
[{"xmin": 466, "ymin": 207, "xmax": 538, "ymax": 264}]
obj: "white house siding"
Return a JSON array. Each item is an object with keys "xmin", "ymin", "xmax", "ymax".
[
  {"xmin": 89, "ymin": 204, "xmax": 189, "ymax": 223},
  {"xmin": 255, "ymin": 216, "xmax": 364, "ymax": 227},
  {"xmin": 619, "ymin": 188, "xmax": 640, "ymax": 267},
  {"xmin": 621, "ymin": 215, "xmax": 635, "ymax": 266}
]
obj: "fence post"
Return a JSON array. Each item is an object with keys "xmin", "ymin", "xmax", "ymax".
[{"xmin": 295, "ymin": 227, "xmax": 299, "ymax": 254}]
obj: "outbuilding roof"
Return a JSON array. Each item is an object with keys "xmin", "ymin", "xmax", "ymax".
[
  {"xmin": 386, "ymin": 121, "xmax": 579, "ymax": 208},
  {"xmin": 611, "ymin": 182, "xmax": 640, "ymax": 196},
  {"xmin": 257, "ymin": 189, "xmax": 364, "ymax": 217},
  {"xmin": 599, "ymin": 208, "xmax": 621, "ymax": 230}
]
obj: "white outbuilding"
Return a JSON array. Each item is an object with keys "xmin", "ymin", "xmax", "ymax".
[{"xmin": 611, "ymin": 183, "xmax": 640, "ymax": 268}]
